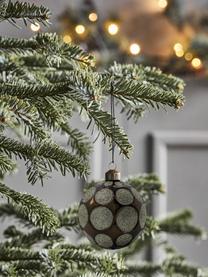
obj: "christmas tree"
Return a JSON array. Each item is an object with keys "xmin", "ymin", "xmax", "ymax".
[{"xmin": 0, "ymin": 1, "xmax": 207, "ymax": 276}]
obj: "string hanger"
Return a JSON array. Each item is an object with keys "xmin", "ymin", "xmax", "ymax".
[{"xmin": 110, "ymin": 93, "xmax": 116, "ymax": 166}]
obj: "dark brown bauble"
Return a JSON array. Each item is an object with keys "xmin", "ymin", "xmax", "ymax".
[{"xmin": 78, "ymin": 169, "xmax": 146, "ymax": 249}]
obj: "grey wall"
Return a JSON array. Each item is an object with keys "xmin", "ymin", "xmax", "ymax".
[{"xmin": 167, "ymin": 144, "xmax": 208, "ymax": 266}]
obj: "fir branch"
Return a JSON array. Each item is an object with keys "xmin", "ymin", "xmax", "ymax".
[
  {"xmin": 0, "ymin": 80, "xmax": 70, "ymax": 99},
  {"xmin": 162, "ymin": 256, "xmax": 205, "ymax": 277},
  {"xmin": 0, "ymin": 95, "xmax": 48, "ymax": 140},
  {"xmin": 0, "ymin": 74, "xmax": 98, "ymax": 103},
  {"xmin": 60, "ymin": 124, "xmax": 92, "ymax": 159},
  {"xmin": 108, "ymin": 63, "xmax": 185, "ymax": 94},
  {"xmin": 32, "ymin": 97, "xmax": 73, "ymax": 130},
  {"xmin": 160, "ymin": 223, "xmax": 205, "ymax": 237},
  {"xmin": 79, "ymin": 101, "xmax": 132, "ymax": 157},
  {"xmin": 0, "ymin": 245, "xmax": 124, "ymax": 276},
  {"xmin": 48, "ymin": 244, "xmax": 124, "ymax": 276},
  {"xmin": 107, "ymin": 63, "xmax": 185, "ymax": 109},
  {"xmin": 121, "ymin": 263, "xmax": 161, "ymax": 276},
  {"xmin": 159, "ymin": 210, "xmax": 205, "ymax": 238},
  {"xmin": 119, "ymin": 102, "xmax": 145, "ymax": 123},
  {"xmin": 0, "ymin": 1, "xmax": 50, "ymax": 24},
  {"xmin": 31, "ymin": 98, "xmax": 91, "ymax": 159},
  {"xmin": 0, "ymin": 1, "xmax": 7, "ymax": 20},
  {"xmin": 0, "ymin": 260, "xmax": 44, "ymax": 276},
  {"xmin": 58, "ymin": 204, "xmax": 80, "ymax": 232},
  {"xmin": 0, "ymin": 33, "xmax": 94, "ymax": 66},
  {"xmin": 160, "ymin": 209, "xmax": 193, "ymax": 224},
  {"xmin": 111, "ymin": 78, "xmax": 184, "ymax": 109},
  {"xmin": 0, "ymin": 135, "xmax": 89, "ymax": 183},
  {"xmin": 0, "ymin": 247, "xmax": 40, "ymax": 262},
  {"xmin": 0, "ymin": 203, "xmax": 80, "ymax": 233},
  {"xmin": 0, "ymin": 182, "xmax": 60, "ymax": 234},
  {"xmin": 0, "ymin": 203, "xmax": 29, "ymax": 223},
  {"xmin": 0, "ymin": 153, "xmax": 16, "ymax": 177},
  {"xmin": 30, "ymin": 99, "xmax": 91, "ymax": 159},
  {"xmin": 141, "ymin": 65, "xmax": 185, "ymax": 94},
  {"xmin": 162, "ymin": 247, "xmax": 208, "ymax": 276},
  {"xmin": 3, "ymin": 225, "xmax": 63, "ymax": 248},
  {"xmin": 126, "ymin": 173, "xmax": 164, "ymax": 201},
  {"xmin": 121, "ymin": 259, "xmax": 207, "ymax": 277},
  {"xmin": 0, "ymin": 77, "xmax": 132, "ymax": 157}
]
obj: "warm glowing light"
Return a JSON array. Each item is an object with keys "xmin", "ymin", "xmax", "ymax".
[
  {"xmin": 185, "ymin": 52, "xmax": 193, "ymax": 61},
  {"xmin": 191, "ymin": 58, "xmax": 202, "ymax": 69},
  {"xmin": 129, "ymin": 43, "xmax": 141, "ymax": 55},
  {"xmin": 173, "ymin": 43, "xmax": 184, "ymax": 57},
  {"xmin": 107, "ymin": 23, "xmax": 119, "ymax": 36},
  {"xmin": 88, "ymin": 12, "xmax": 98, "ymax": 22},
  {"xmin": 175, "ymin": 49, "xmax": 184, "ymax": 57},
  {"xmin": 173, "ymin": 42, "xmax": 183, "ymax": 52},
  {"xmin": 158, "ymin": 0, "xmax": 168, "ymax": 9},
  {"xmin": 63, "ymin": 34, "xmax": 72, "ymax": 44},
  {"xmin": 30, "ymin": 22, "xmax": 40, "ymax": 32},
  {"xmin": 75, "ymin": 24, "xmax": 86, "ymax": 35}
]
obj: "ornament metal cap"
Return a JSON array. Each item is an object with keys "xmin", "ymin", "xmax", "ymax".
[{"xmin": 105, "ymin": 169, "xmax": 120, "ymax": 181}]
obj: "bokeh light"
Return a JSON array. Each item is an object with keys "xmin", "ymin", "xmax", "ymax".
[
  {"xmin": 129, "ymin": 43, "xmax": 141, "ymax": 55},
  {"xmin": 185, "ymin": 52, "xmax": 193, "ymax": 61},
  {"xmin": 158, "ymin": 0, "xmax": 168, "ymax": 9},
  {"xmin": 107, "ymin": 23, "xmax": 119, "ymax": 36},
  {"xmin": 75, "ymin": 24, "xmax": 86, "ymax": 35},
  {"xmin": 30, "ymin": 22, "xmax": 40, "ymax": 32},
  {"xmin": 63, "ymin": 34, "xmax": 72, "ymax": 44},
  {"xmin": 173, "ymin": 43, "xmax": 184, "ymax": 57},
  {"xmin": 191, "ymin": 58, "xmax": 202, "ymax": 69},
  {"xmin": 88, "ymin": 12, "xmax": 98, "ymax": 22}
]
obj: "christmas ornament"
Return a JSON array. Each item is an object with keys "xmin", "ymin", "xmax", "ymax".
[
  {"xmin": 78, "ymin": 169, "xmax": 146, "ymax": 249},
  {"xmin": 78, "ymin": 94, "xmax": 146, "ymax": 249}
]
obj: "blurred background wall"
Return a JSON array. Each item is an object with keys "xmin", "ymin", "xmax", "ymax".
[{"xmin": 1, "ymin": 0, "xmax": 208, "ymax": 267}]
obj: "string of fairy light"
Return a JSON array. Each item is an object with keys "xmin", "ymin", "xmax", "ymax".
[
  {"xmin": 30, "ymin": 8, "xmax": 141, "ymax": 56},
  {"xmin": 173, "ymin": 42, "xmax": 202, "ymax": 70},
  {"xmin": 30, "ymin": 0, "xmax": 203, "ymax": 71}
]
